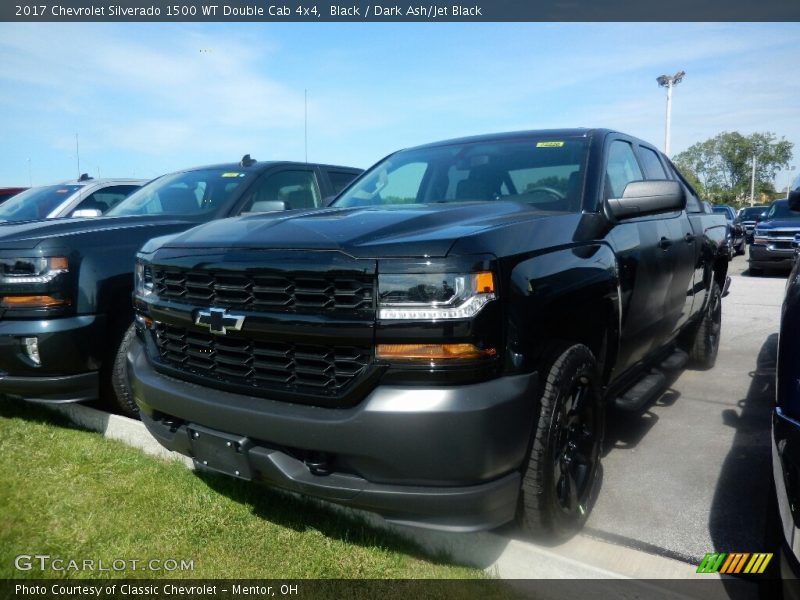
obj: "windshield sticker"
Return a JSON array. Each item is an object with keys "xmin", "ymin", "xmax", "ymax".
[
  {"xmin": 536, "ymin": 141, "xmax": 565, "ymax": 148},
  {"xmin": 56, "ymin": 189, "xmax": 69, "ymax": 193},
  {"xmin": 221, "ymin": 172, "xmax": 243, "ymax": 178}
]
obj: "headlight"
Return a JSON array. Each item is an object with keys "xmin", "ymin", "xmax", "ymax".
[
  {"xmin": 753, "ymin": 228, "xmax": 768, "ymax": 245},
  {"xmin": 135, "ymin": 260, "xmax": 154, "ymax": 299},
  {"xmin": 378, "ymin": 271, "xmax": 495, "ymax": 320},
  {"xmin": 0, "ymin": 256, "xmax": 68, "ymax": 284}
]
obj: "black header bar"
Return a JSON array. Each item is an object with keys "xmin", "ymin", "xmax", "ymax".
[{"xmin": 2, "ymin": 0, "xmax": 799, "ymax": 22}]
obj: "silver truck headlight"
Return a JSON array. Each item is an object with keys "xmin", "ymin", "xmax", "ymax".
[
  {"xmin": 378, "ymin": 271, "xmax": 495, "ymax": 320},
  {"xmin": 0, "ymin": 256, "xmax": 68, "ymax": 284},
  {"xmin": 134, "ymin": 260, "xmax": 155, "ymax": 299}
]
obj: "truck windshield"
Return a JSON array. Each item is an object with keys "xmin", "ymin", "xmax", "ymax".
[
  {"xmin": 107, "ymin": 169, "xmax": 248, "ymax": 217},
  {"xmin": 765, "ymin": 201, "xmax": 800, "ymax": 220},
  {"xmin": 739, "ymin": 207, "xmax": 767, "ymax": 220},
  {"xmin": 0, "ymin": 185, "xmax": 82, "ymax": 222},
  {"xmin": 333, "ymin": 137, "xmax": 589, "ymax": 212}
]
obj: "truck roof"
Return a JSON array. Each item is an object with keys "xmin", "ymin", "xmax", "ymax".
[
  {"xmin": 175, "ymin": 160, "xmax": 362, "ymax": 174},
  {"xmin": 409, "ymin": 128, "xmax": 615, "ymax": 150}
]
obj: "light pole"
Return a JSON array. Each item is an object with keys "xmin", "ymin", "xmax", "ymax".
[
  {"xmin": 750, "ymin": 154, "xmax": 757, "ymax": 206},
  {"xmin": 656, "ymin": 70, "xmax": 685, "ymax": 157}
]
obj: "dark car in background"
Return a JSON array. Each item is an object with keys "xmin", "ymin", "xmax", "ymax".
[
  {"xmin": 0, "ymin": 187, "xmax": 27, "ymax": 204},
  {"xmin": 749, "ymin": 198, "xmax": 800, "ymax": 274},
  {"xmin": 713, "ymin": 204, "xmax": 745, "ymax": 257},
  {"xmin": 772, "ymin": 175, "xmax": 800, "ymax": 584},
  {"xmin": 737, "ymin": 205, "xmax": 768, "ymax": 244},
  {"xmin": 0, "ymin": 156, "xmax": 361, "ymax": 416}
]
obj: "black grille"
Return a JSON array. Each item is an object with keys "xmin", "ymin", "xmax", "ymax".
[
  {"xmin": 153, "ymin": 268, "xmax": 374, "ymax": 312},
  {"xmin": 773, "ymin": 241, "xmax": 794, "ymax": 250},
  {"xmin": 153, "ymin": 323, "xmax": 371, "ymax": 397}
]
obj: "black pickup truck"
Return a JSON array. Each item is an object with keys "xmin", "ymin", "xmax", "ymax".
[
  {"xmin": 0, "ymin": 158, "xmax": 360, "ymax": 410},
  {"xmin": 127, "ymin": 129, "xmax": 729, "ymax": 538}
]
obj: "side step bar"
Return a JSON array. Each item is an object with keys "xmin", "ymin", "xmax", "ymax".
[
  {"xmin": 613, "ymin": 348, "xmax": 686, "ymax": 412},
  {"xmin": 722, "ymin": 275, "xmax": 732, "ymax": 298},
  {"xmin": 660, "ymin": 348, "xmax": 689, "ymax": 371},
  {"xmin": 614, "ymin": 371, "xmax": 667, "ymax": 412}
]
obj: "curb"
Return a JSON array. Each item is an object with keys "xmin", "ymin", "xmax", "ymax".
[{"xmin": 45, "ymin": 402, "xmax": 702, "ymax": 582}]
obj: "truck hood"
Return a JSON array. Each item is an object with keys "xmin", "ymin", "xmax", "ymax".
[
  {"xmin": 756, "ymin": 219, "xmax": 800, "ymax": 230},
  {"xmin": 0, "ymin": 215, "xmax": 200, "ymax": 251},
  {"xmin": 158, "ymin": 203, "xmax": 554, "ymax": 258}
]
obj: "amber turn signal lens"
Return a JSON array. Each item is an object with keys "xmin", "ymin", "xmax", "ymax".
[
  {"xmin": 474, "ymin": 271, "xmax": 495, "ymax": 293},
  {"xmin": 1, "ymin": 295, "xmax": 69, "ymax": 308},
  {"xmin": 49, "ymin": 256, "xmax": 69, "ymax": 270},
  {"xmin": 376, "ymin": 343, "xmax": 497, "ymax": 361}
]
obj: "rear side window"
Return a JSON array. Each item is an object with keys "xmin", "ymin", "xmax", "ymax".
[
  {"xmin": 666, "ymin": 162, "xmax": 702, "ymax": 213},
  {"xmin": 240, "ymin": 170, "xmax": 321, "ymax": 212},
  {"xmin": 327, "ymin": 171, "xmax": 359, "ymax": 195},
  {"xmin": 604, "ymin": 141, "xmax": 643, "ymax": 200},
  {"xmin": 638, "ymin": 146, "xmax": 668, "ymax": 180}
]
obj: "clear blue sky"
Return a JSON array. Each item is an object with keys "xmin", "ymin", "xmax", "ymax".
[{"xmin": 0, "ymin": 22, "xmax": 798, "ymax": 189}]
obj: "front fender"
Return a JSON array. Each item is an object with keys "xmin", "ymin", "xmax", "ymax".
[{"xmin": 503, "ymin": 243, "xmax": 619, "ymax": 384}]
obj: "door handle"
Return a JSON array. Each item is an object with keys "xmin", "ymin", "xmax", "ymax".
[
  {"xmin": 684, "ymin": 233, "xmax": 695, "ymax": 243},
  {"xmin": 658, "ymin": 237, "xmax": 672, "ymax": 250}
]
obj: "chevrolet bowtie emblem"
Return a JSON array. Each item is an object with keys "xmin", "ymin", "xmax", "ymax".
[{"xmin": 195, "ymin": 308, "xmax": 245, "ymax": 335}]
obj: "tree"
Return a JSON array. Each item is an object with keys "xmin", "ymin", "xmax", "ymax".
[{"xmin": 672, "ymin": 131, "xmax": 792, "ymax": 206}]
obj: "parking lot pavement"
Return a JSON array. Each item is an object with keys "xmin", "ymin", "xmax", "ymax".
[{"xmin": 581, "ymin": 252, "xmax": 786, "ymax": 567}]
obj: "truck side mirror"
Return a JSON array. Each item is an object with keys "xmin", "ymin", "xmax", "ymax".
[
  {"xmin": 243, "ymin": 200, "xmax": 287, "ymax": 214},
  {"xmin": 71, "ymin": 208, "xmax": 103, "ymax": 218},
  {"xmin": 606, "ymin": 180, "xmax": 686, "ymax": 221}
]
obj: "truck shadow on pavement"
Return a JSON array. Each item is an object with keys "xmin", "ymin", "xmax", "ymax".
[{"xmin": 708, "ymin": 333, "xmax": 782, "ymax": 584}]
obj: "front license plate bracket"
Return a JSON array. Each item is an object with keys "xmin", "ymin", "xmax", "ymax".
[{"xmin": 188, "ymin": 425, "xmax": 253, "ymax": 480}]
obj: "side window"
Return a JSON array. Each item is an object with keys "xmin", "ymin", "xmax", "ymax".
[
  {"xmin": 638, "ymin": 146, "xmax": 668, "ymax": 179},
  {"xmin": 72, "ymin": 185, "xmax": 139, "ymax": 214},
  {"xmin": 666, "ymin": 163, "xmax": 701, "ymax": 213},
  {"xmin": 240, "ymin": 170, "xmax": 321, "ymax": 213},
  {"xmin": 604, "ymin": 141, "xmax": 643, "ymax": 200},
  {"xmin": 327, "ymin": 171, "xmax": 359, "ymax": 195}
]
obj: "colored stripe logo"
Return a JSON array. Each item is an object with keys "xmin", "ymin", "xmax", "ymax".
[{"xmin": 696, "ymin": 552, "xmax": 773, "ymax": 574}]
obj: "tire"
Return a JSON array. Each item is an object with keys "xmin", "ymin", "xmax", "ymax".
[
  {"xmin": 750, "ymin": 265, "xmax": 763, "ymax": 277},
  {"xmin": 520, "ymin": 344, "xmax": 604, "ymax": 541},
  {"xmin": 735, "ymin": 242, "xmax": 745, "ymax": 256},
  {"xmin": 110, "ymin": 323, "xmax": 139, "ymax": 418},
  {"xmin": 689, "ymin": 281, "xmax": 722, "ymax": 370}
]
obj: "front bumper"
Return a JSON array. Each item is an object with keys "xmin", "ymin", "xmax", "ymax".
[
  {"xmin": 0, "ymin": 315, "xmax": 103, "ymax": 402},
  {"xmin": 128, "ymin": 336, "xmax": 538, "ymax": 532},
  {"xmin": 749, "ymin": 244, "xmax": 796, "ymax": 269}
]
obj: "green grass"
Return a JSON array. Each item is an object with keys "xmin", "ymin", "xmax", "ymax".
[{"xmin": 0, "ymin": 400, "xmax": 487, "ymax": 580}]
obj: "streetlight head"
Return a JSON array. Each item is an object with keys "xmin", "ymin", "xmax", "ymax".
[
  {"xmin": 673, "ymin": 70, "xmax": 686, "ymax": 85},
  {"xmin": 656, "ymin": 75, "xmax": 670, "ymax": 87}
]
